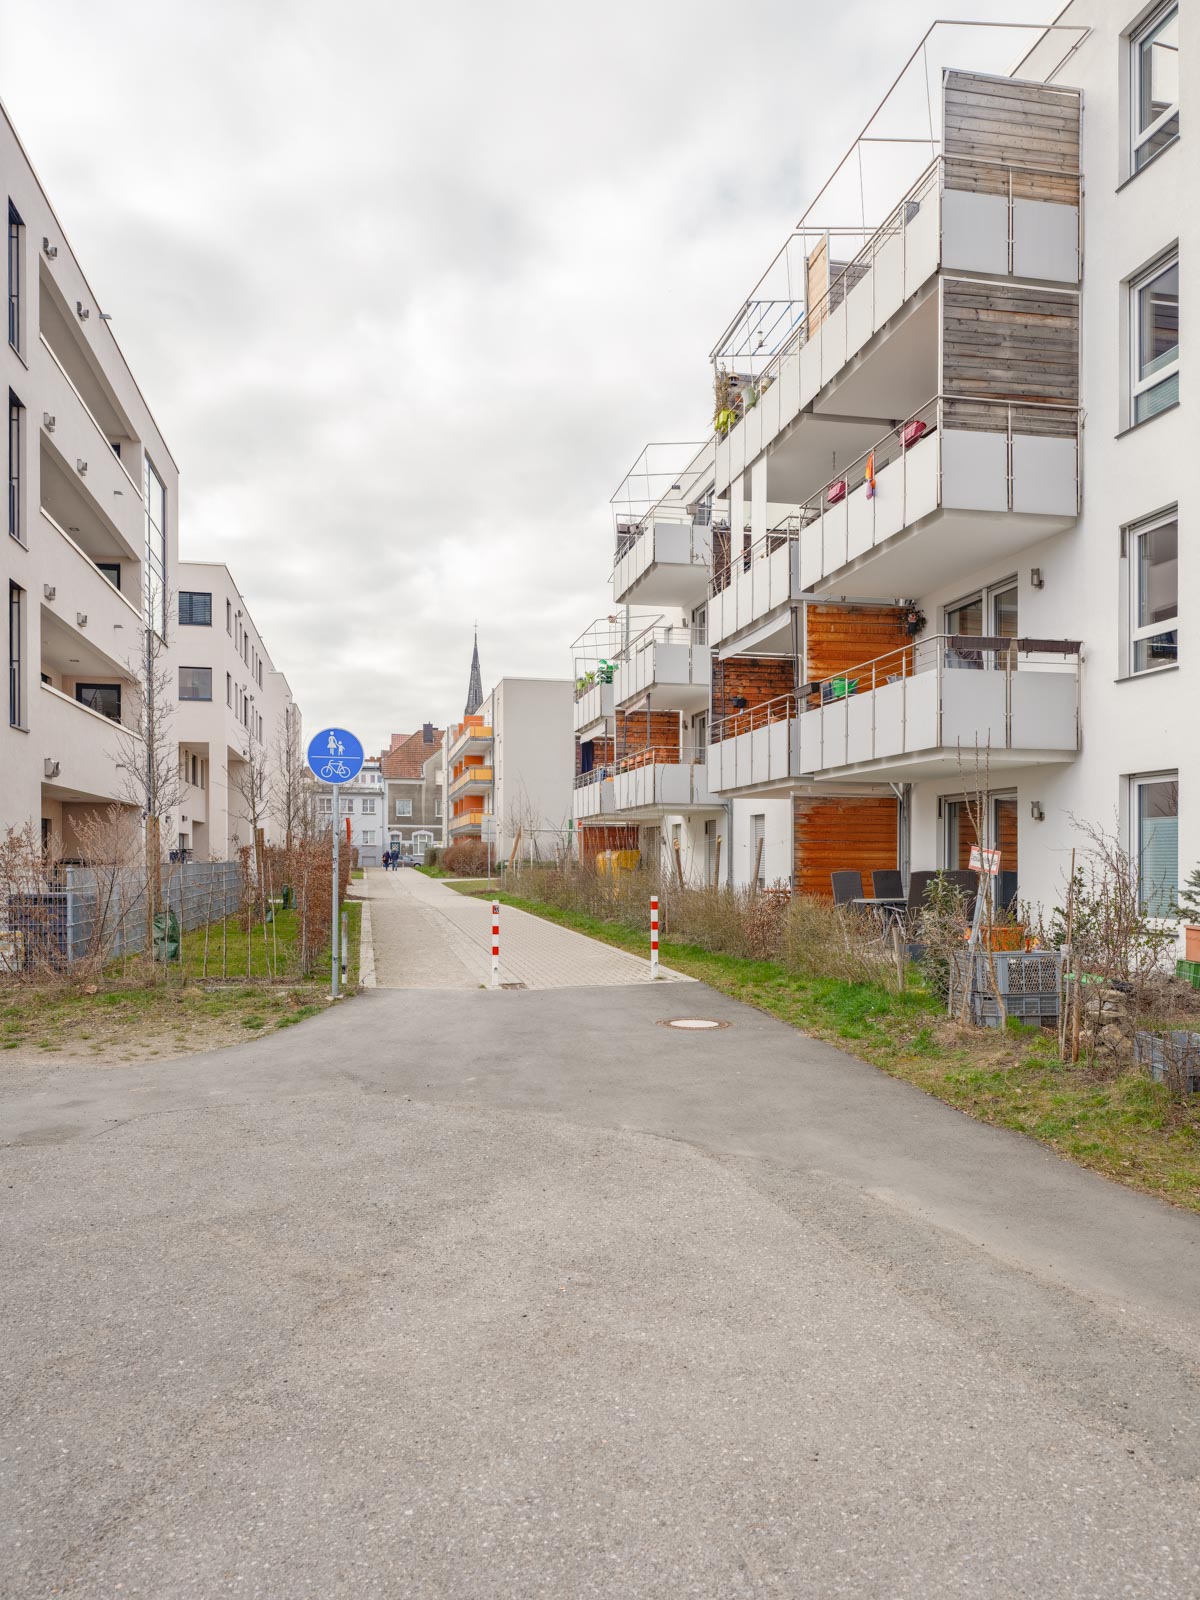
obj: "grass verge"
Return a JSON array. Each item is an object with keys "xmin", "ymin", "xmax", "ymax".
[
  {"xmin": 1, "ymin": 899, "xmax": 362, "ymax": 1065},
  {"xmin": 460, "ymin": 885, "xmax": 1200, "ymax": 1213}
]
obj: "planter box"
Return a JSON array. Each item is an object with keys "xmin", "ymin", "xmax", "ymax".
[{"xmin": 1134, "ymin": 1030, "xmax": 1200, "ymax": 1094}]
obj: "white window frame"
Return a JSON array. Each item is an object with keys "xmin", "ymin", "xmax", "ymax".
[
  {"xmin": 1126, "ymin": 507, "xmax": 1179, "ymax": 674},
  {"xmin": 1130, "ymin": 3, "xmax": 1179, "ymax": 175},
  {"xmin": 317, "ymin": 795, "xmax": 333, "ymax": 817},
  {"xmin": 361, "ymin": 796, "xmax": 376, "ymax": 815},
  {"xmin": 362, "ymin": 830, "xmax": 376, "ymax": 846},
  {"xmin": 395, "ymin": 798, "xmax": 413, "ymax": 817},
  {"xmin": 1130, "ymin": 251, "xmax": 1179, "ymax": 423},
  {"xmin": 1131, "ymin": 771, "xmax": 1179, "ymax": 918}
]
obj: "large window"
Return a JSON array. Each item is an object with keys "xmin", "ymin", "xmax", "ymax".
[
  {"xmin": 179, "ymin": 591, "xmax": 212, "ymax": 626},
  {"xmin": 8, "ymin": 580, "xmax": 23, "ymax": 727},
  {"xmin": 7, "ymin": 201, "xmax": 22, "ymax": 354},
  {"xmin": 143, "ymin": 455, "xmax": 167, "ymax": 635},
  {"xmin": 1132, "ymin": 253, "xmax": 1179, "ymax": 423},
  {"xmin": 178, "ymin": 666, "xmax": 213, "ymax": 701},
  {"xmin": 8, "ymin": 391, "xmax": 21, "ymax": 543},
  {"xmin": 1134, "ymin": 773, "xmax": 1178, "ymax": 917},
  {"xmin": 97, "ymin": 562, "xmax": 121, "ymax": 591},
  {"xmin": 1129, "ymin": 509, "xmax": 1178, "ymax": 671},
  {"xmin": 75, "ymin": 682, "xmax": 121, "ymax": 722},
  {"xmin": 1132, "ymin": 3, "xmax": 1179, "ymax": 173}
]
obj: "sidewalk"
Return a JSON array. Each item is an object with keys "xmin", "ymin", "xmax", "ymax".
[{"xmin": 361, "ymin": 868, "xmax": 689, "ymax": 991}]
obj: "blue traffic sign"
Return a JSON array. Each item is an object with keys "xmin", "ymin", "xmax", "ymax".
[{"xmin": 307, "ymin": 727, "xmax": 365, "ymax": 785}]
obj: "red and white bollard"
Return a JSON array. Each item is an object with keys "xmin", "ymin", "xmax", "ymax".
[
  {"xmin": 491, "ymin": 901, "xmax": 500, "ymax": 988},
  {"xmin": 649, "ymin": 895, "xmax": 660, "ymax": 980}
]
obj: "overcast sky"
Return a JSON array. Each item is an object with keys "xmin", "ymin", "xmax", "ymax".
[{"xmin": 0, "ymin": 0, "xmax": 1038, "ymax": 754}]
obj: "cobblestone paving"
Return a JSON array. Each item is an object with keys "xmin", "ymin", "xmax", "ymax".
[{"xmin": 364, "ymin": 868, "xmax": 689, "ymax": 991}]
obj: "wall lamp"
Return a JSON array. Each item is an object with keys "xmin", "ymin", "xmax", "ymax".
[
  {"xmin": 1030, "ymin": 567, "xmax": 1045, "ymax": 589},
  {"xmin": 1030, "ymin": 801, "xmax": 1045, "ymax": 822}
]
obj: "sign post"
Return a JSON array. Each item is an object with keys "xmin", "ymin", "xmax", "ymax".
[{"xmin": 306, "ymin": 727, "xmax": 365, "ymax": 1000}]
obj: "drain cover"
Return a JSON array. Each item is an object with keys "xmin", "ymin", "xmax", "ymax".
[{"xmin": 658, "ymin": 1017, "xmax": 729, "ymax": 1031}]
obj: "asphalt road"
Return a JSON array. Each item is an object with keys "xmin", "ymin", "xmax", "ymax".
[{"xmin": 3, "ymin": 980, "xmax": 1200, "ymax": 1598}]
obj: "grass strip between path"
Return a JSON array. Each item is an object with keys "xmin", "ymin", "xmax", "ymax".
[
  {"xmin": 460, "ymin": 884, "xmax": 1200, "ymax": 1214},
  {"xmin": 2, "ymin": 899, "xmax": 362, "ymax": 1063}
]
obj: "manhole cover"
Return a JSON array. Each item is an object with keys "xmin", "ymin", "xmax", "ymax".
[{"xmin": 658, "ymin": 1017, "xmax": 729, "ymax": 1031}]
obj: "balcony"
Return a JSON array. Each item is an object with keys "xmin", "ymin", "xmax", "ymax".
[
  {"xmin": 712, "ymin": 148, "xmax": 1081, "ymax": 497},
  {"xmin": 573, "ymin": 677, "xmax": 614, "ymax": 736},
  {"xmin": 708, "ymin": 695, "xmax": 803, "ymax": 796},
  {"xmin": 39, "ymin": 510, "xmax": 143, "ymax": 649},
  {"xmin": 448, "ymin": 723, "xmax": 493, "ymax": 762},
  {"xmin": 573, "ymin": 770, "xmax": 615, "ymax": 820},
  {"xmin": 36, "ymin": 337, "xmax": 145, "ymax": 559},
  {"xmin": 614, "ymin": 636, "xmax": 709, "ymax": 712},
  {"xmin": 38, "ymin": 682, "xmax": 139, "ymax": 805},
  {"xmin": 796, "ymin": 634, "xmax": 1080, "ymax": 782},
  {"xmin": 449, "ymin": 809, "xmax": 487, "ymax": 836},
  {"xmin": 708, "ymin": 528, "xmax": 801, "ymax": 651},
  {"xmin": 449, "ymin": 765, "xmax": 493, "ymax": 799},
  {"xmin": 610, "ymin": 747, "xmax": 720, "ymax": 819},
  {"xmin": 798, "ymin": 396, "xmax": 1080, "ymax": 598},
  {"xmin": 612, "ymin": 517, "xmax": 712, "ymax": 607}
]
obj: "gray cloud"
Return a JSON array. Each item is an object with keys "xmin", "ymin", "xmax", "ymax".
[{"xmin": 1, "ymin": 0, "xmax": 1020, "ymax": 750}]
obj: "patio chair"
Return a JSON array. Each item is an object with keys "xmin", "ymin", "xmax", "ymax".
[
  {"xmin": 871, "ymin": 869, "xmax": 904, "ymax": 900},
  {"xmin": 830, "ymin": 870, "xmax": 864, "ymax": 906}
]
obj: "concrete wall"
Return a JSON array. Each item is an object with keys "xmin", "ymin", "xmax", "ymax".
[{"xmin": 489, "ymin": 678, "xmax": 574, "ymax": 860}]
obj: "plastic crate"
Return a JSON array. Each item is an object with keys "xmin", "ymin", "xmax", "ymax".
[
  {"xmin": 1134, "ymin": 1031, "xmax": 1200, "ymax": 1094},
  {"xmin": 950, "ymin": 948, "xmax": 1066, "ymax": 1029},
  {"xmin": 1175, "ymin": 959, "xmax": 1200, "ymax": 991}
]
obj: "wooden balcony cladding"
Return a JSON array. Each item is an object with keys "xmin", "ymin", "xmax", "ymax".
[
  {"xmin": 579, "ymin": 824, "xmax": 640, "ymax": 859},
  {"xmin": 942, "ymin": 279, "xmax": 1079, "ymax": 432},
  {"xmin": 712, "ymin": 656, "xmax": 795, "ymax": 728},
  {"xmin": 804, "ymin": 604, "xmax": 910, "ymax": 685},
  {"xmin": 793, "ymin": 795, "xmax": 899, "ymax": 900},
  {"xmin": 616, "ymin": 709, "xmax": 681, "ymax": 760},
  {"xmin": 943, "ymin": 71, "xmax": 1081, "ymax": 201}
]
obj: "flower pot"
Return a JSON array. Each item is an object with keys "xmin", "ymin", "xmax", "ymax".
[{"xmin": 1186, "ymin": 925, "xmax": 1200, "ymax": 962}]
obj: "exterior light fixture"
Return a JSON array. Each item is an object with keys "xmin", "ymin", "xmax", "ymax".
[
  {"xmin": 76, "ymin": 301, "xmax": 89, "ymax": 321},
  {"xmin": 1030, "ymin": 567, "xmax": 1044, "ymax": 589},
  {"xmin": 43, "ymin": 413, "xmax": 55, "ymax": 432},
  {"xmin": 43, "ymin": 585, "xmax": 56, "ymax": 600},
  {"xmin": 44, "ymin": 759, "xmax": 61, "ymax": 779},
  {"xmin": 42, "ymin": 237, "xmax": 58, "ymax": 259},
  {"xmin": 76, "ymin": 459, "xmax": 88, "ymax": 476},
  {"xmin": 76, "ymin": 613, "xmax": 87, "ymax": 627},
  {"xmin": 1031, "ymin": 801, "xmax": 1045, "ymax": 822}
]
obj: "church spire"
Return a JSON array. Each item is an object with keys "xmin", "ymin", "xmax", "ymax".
[{"xmin": 464, "ymin": 627, "xmax": 483, "ymax": 717}]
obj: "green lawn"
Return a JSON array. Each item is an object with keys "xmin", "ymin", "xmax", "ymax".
[{"xmin": 456, "ymin": 885, "xmax": 1200, "ymax": 1213}]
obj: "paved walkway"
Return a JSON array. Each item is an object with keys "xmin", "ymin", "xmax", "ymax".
[
  {"xmin": 360, "ymin": 867, "xmax": 688, "ymax": 991},
  {"xmin": 4, "ymin": 981, "xmax": 1200, "ymax": 1597}
]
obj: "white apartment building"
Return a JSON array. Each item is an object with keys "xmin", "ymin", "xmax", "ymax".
[
  {"xmin": 447, "ymin": 678, "xmax": 573, "ymax": 862},
  {"xmin": 597, "ymin": 8, "xmax": 1188, "ymax": 923},
  {"xmin": 172, "ymin": 561, "xmax": 299, "ymax": 861},
  {"xmin": 3, "ymin": 99, "xmax": 180, "ymax": 860},
  {"xmin": 314, "ymin": 757, "xmax": 384, "ymax": 868}
]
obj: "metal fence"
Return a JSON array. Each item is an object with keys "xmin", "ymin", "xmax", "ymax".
[{"xmin": 5, "ymin": 860, "xmax": 244, "ymax": 968}]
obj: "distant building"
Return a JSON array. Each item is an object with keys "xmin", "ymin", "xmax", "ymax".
[{"xmin": 381, "ymin": 724, "xmax": 444, "ymax": 859}]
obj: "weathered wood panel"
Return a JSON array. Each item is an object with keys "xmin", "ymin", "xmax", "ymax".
[
  {"xmin": 616, "ymin": 709, "xmax": 681, "ymax": 760},
  {"xmin": 943, "ymin": 70, "xmax": 1080, "ymax": 190},
  {"xmin": 578, "ymin": 824, "xmax": 639, "ymax": 859},
  {"xmin": 711, "ymin": 656, "xmax": 795, "ymax": 736},
  {"xmin": 942, "ymin": 278, "xmax": 1079, "ymax": 427},
  {"xmin": 794, "ymin": 795, "xmax": 899, "ymax": 900}
]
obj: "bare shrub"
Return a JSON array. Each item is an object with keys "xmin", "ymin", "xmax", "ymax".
[
  {"xmin": 781, "ymin": 896, "xmax": 898, "ymax": 987},
  {"xmin": 443, "ymin": 841, "xmax": 491, "ymax": 877}
]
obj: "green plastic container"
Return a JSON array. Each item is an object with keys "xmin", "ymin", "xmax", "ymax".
[{"xmin": 1176, "ymin": 958, "xmax": 1200, "ymax": 990}]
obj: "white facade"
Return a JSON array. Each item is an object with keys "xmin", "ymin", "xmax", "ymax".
[
  {"xmin": 2, "ymin": 99, "xmax": 180, "ymax": 860},
  {"xmin": 172, "ymin": 562, "xmax": 299, "ymax": 861},
  {"xmin": 488, "ymin": 678, "xmax": 574, "ymax": 861},
  {"xmin": 615, "ymin": 8, "xmax": 1189, "ymax": 920}
]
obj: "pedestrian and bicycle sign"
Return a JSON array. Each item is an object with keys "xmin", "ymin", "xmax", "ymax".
[{"xmin": 307, "ymin": 727, "xmax": 364, "ymax": 785}]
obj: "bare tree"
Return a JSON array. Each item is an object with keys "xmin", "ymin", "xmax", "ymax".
[
  {"xmin": 271, "ymin": 703, "xmax": 308, "ymax": 848},
  {"xmin": 227, "ymin": 734, "xmax": 271, "ymax": 903},
  {"xmin": 114, "ymin": 592, "xmax": 183, "ymax": 953}
]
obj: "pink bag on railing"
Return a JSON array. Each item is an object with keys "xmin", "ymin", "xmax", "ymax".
[
  {"xmin": 826, "ymin": 480, "xmax": 847, "ymax": 505},
  {"xmin": 901, "ymin": 419, "xmax": 928, "ymax": 449}
]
